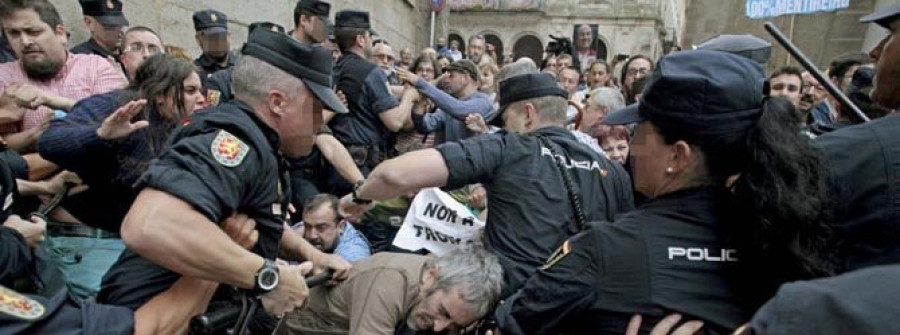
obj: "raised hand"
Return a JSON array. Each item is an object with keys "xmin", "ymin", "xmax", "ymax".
[{"xmin": 96, "ymin": 99, "xmax": 149, "ymax": 140}]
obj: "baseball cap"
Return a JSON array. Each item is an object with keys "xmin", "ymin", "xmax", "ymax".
[
  {"xmin": 443, "ymin": 59, "xmax": 481, "ymax": 82},
  {"xmin": 193, "ymin": 9, "xmax": 228, "ymax": 34},
  {"xmin": 860, "ymin": 5, "xmax": 900, "ymax": 29},
  {"xmin": 335, "ymin": 10, "xmax": 378, "ymax": 36},
  {"xmin": 604, "ymin": 50, "xmax": 766, "ymax": 140},
  {"xmin": 241, "ymin": 28, "xmax": 347, "ymax": 114},
  {"xmin": 79, "ymin": 0, "xmax": 129, "ymax": 27}
]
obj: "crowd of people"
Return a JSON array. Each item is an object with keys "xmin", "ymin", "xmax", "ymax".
[{"xmin": 0, "ymin": 0, "xmax": 898, "ymax": 334}]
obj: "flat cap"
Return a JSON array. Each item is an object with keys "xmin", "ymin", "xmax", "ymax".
[
  {"xmin": 249, "ymin": 22, "xmax": 285, "ymax": 36},
  {"xmin": 861, "ymin": 5, "xmax": 900, "ymax": 29},
  {"xmin": 335, "ymin": 10, "xmax": 377, "ymax": 36},
  {"xmin": 193, "ymin": 9, "xmax": 228, "ymax": 34},
  {"xmin": 444, "ymin": 59, "xmax": 481, "ymax": 82},
  {"xmin": 696, "ymin": 34, "xmax": 772, "ymax": 65},
  {"xmin": 242, "ymin": 28, "xmax": 347, "ymax": 113},
  {"xmin": 497, "ymin": 73, "xmax": 568, "ymax": 115},
  {"xmin": 79, "ymin": 0, "xmax": 128, "ymax": 27},
  {"xmin": 604, "ymin": 50, "xmax": 765, "ymax": 142}
]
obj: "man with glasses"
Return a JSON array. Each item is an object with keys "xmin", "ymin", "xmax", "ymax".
[
  {"xmin": 373, "ymin": 42, "xmax": 400, "ymax": 85},
  {"xmin": 800, "ymin": 71, "xmax": 835, "ymax": 126},
  {"xmin": 620, "ymin": 55, "xmax": 653, "ymax": 105},
  {"xmin": 72, "ymin": 0, "xmax": 128, "ymax": 63},
  {"xmin": 118, "ymin": 26, "xmax": 163, "ymax": 81},
  {"xmin": 293, "ymin": 194, "xmax": 370, "ymax": 263},
  {"xmin": 192, "ymin": 9, "xmax": 233, "ymax": 90}
]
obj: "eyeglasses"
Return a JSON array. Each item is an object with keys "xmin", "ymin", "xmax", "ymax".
[
  {"xmin": 626, "ymin": 68, "xmax": 650, "ymax": 76},
  {"xmin": 375, "ymin": 54, "xmax": 394, "ymax": 61},
  {"xmin": 124, "ymin": 42, "xmax": 162, "ymax": 55}
]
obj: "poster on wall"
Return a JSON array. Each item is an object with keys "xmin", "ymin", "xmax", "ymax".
[{"xmin": 573, "ymin": 24, "xmax": 602, "ymax": 72}]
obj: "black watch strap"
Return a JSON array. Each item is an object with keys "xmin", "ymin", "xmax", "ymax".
[
  {"xmin": 252, "ymin": 258, "xmax": 279, "ymax": 296},
  {"xmin": 352, "ymin": 180, "xmax": 373, "ymax": 205}
]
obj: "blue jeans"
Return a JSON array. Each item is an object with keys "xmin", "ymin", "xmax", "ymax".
[{"xmin": 39, "ymin": 236, "xmax": 125, "ymax": 301}]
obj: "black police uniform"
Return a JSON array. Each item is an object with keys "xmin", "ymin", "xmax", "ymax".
[
  {"xmin": 437, "ymin": 126, "xmax": 633, "ymax": 297},
  {"xmin": 196, "ymin": 51, "xmax": 236, "ymax": 94},
  {"xmin": 495, "ymin": 188, "xmax": 753, "ymax": 335},
  {"xmin": 193, "ymin": 9, "xmax": 235, "ymax": 91},
  {"xmin": 0, "ymin": 153, "xmax": 25, "ymax": 285},
  {"xmin": 813, "ymin": 115, "xmax": 900, "ymax": 271},
  {"xmin": 204, "ymin": 22, "xmax": 286, "ymax": 107},
  {"xmin": 97, "ymin": 100, "xmax": 290, "ymax": 308},
  {"xmin": 330, "ymin": 52, "xmax": 399, "ymax": 157},
  {"xmin": 72, "ymin": 0, "xmax": 128, "ymax": 63}
]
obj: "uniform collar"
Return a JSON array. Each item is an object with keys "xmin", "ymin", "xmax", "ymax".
[
  {"xmin": 231, "ymin": 100, "xmax": 281, "ymax": 151},
  {"xmin": 530, "ymin": 126, "xmax": 575, "ymax": 139},
  {"xmin": 81, "ymin": 38, "xmax": 113, "ymax": 57},
  {"xmin": 195, "ymin": 51, "xmax": 235, "ymax": 70}
]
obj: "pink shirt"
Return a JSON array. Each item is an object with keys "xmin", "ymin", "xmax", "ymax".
[{"xmin": 0, "ymin": 53, "xmax": 127, "ymax": 134}]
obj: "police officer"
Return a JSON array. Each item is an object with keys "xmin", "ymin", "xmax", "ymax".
[
  {"xmin": 205, "ymin": 21, "xmax": 285, "ymax": 106},
  {"xmin": 206, "ymin": 0, "xmax": 331, "ymax": 105},
  {"xmin": 193, "ymin": 9, "xmax": 234, "ymax": 91},
  {"xmin": 329, "ymin": 10, "xmax": 417, "ymax": 191},
  {"xmin": 814, "ymin": 5, "xmax": 900, "ymax": 272},
  {"xmin": 493, "ymin": 51, "xmax": 836, "ymax": 334},
  {"xmin": 72, "ymin": 0, "xmax": 129, "ymax": 60},
  {"xmin": 96, "ymin": 28, "xmax": 350, "ymax": 332},
  {"xmin": 340, "ymin": 72, "xmax": 634, "ymax": 298}
]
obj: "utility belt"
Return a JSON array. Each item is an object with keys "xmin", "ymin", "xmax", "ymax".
[
  {"xmin": 47, "ymin": 222, "xmax": 119, "ymax": 239},
  {"xmin": 346, "ymin": 144, "xmax": 393, "ymax": 168}
]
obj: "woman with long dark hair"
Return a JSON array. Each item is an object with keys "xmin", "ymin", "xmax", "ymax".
[
  {"xmin": 39, "ymin": 53, "xmax": 206, "ymax": 233},
  {"xmin": 494, "ymin": 50, "xmax": 835, "ymax": 335}
]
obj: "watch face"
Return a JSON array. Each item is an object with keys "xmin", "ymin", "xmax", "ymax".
[{"xmin": 258, "ymin": 268, "xmax": 279, "ymax": 291}]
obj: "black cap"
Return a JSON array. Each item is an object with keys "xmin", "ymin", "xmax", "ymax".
[
  {"xmin": 696, "ymin": 34, "xmax": 772, "ymax": 65},
  {"xmin": 249, "ymin": 22, "xmax": 286, "ymax": 36},
  {"xmin": 295, "ymin": 0, "xmax": 331, "ymax": 21},
  {"xmin": 861, "ymin": 5, "xmax": 900, "ymax": 29},
  {"xmin": 79, "ymin": 0, "xmax": 128, "ymax": 27},
  {"xmin": 497, "ymin": 73, "xmax": 568, "ymax": 115},
  {"xmin": 444, "ymin": 59, "xmax": 481, "ymax": 82},
  {"xmin": 604, "ymin": 50, "xmax": 765, "ymax": 139},
  {"xmin": 193, "ymin": 9, "xmax": 228, "ymax": 34},
  {"xmin": 335, "ymin": 10, "xmax": 378, "ymax": 36},
  {"xmin": 241, "ymin": 28, "xmax": 347, "ymax": 114}
]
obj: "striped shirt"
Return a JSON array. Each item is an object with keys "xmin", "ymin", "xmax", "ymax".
[{"xmin": 0, "ymin": 53, "xmax": 127, "ymax": 134}]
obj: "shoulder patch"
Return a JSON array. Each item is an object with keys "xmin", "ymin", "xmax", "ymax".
[
  {"xmin": 206, "ymin": 89, "xmax": 222, "ymax": 106},
  {"xmin": 0, "ymin": 285, "xmax": 44, "ymax": 320},
  {"xmin": 541, "ymin": 240, "xmax": 572, "ymax": 270},
  {"xmin": 211, "ymin": 130, "xmax": 250, "ymax": 167}
]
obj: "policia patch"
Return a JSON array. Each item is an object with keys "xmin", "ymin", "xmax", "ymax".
[
  {"xmin": 211, "ymin": 131, "xmax": 249, "ymax": 167},
  {"xmin": 541, "ymin": 240, "xmax": 572, "ymax": 270},
  {"xmin": 0, "ymin": 286, "xmax": 44, "ymax": 320}
]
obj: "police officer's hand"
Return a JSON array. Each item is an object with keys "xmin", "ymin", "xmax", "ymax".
[
  {"xmin": 42, "ymin": 171, "xmax": 88, "ymax": 196},
  {"xmin": 260, "ymin": 261, "xmax": 313, "ymax": 318},
  {"xmin": 338, "ymin": 194, "xmax": 374, "ymax": 222},
  {"xmin": 465, "ymin": 114, "xmax": 489, "ymax": 134},
  {"xmin": 314, "ymin": 252, "xmax": 351, "ymax": 285},
  {"xmin": 3, "ymin": 215, "xmax": 46, "ymax": 249},
  {"xmin": 220, "ymin": 213, "xmax": 258, "ymax": 250},
  {"xmin": 96, "ymin": 99, "xmax": 150, "ymax": 140},
  {"xmin": 468, "ymin": 184, "xmax": 487, "ymax": 210},
  {"xmin": 625, "ymin": 314, "xmax": 704, "ymax": 335}
]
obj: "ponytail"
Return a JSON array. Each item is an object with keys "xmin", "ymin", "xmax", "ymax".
[
  {"xmin": 655, "ymin": 97, "xmax": 836, "ymax": 301},
  {"xmin": 728, "ymin": 97, "xmax": 835, "ymax": 297}
]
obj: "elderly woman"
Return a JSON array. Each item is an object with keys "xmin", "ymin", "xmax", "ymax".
[{"xmin": 494, "ymin": 50, "xmax": 835, "ymax": 335}]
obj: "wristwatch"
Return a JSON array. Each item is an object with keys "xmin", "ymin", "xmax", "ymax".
[
  {"xmin": 253, "ymin": 259, "xmax": 279, "ymax": 295},
  {"xmin": 352, "ymin": 180, "xmax": 373, "ymax": 205}
]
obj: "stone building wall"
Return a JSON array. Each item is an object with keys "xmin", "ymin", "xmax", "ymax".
[
  {"xmin": 446, "ymin": 0, "xmax": 687, "ymax": 63},
  {"xmin": 50, "ymin": 0, "xmax": 435, "ymax": 59}
]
